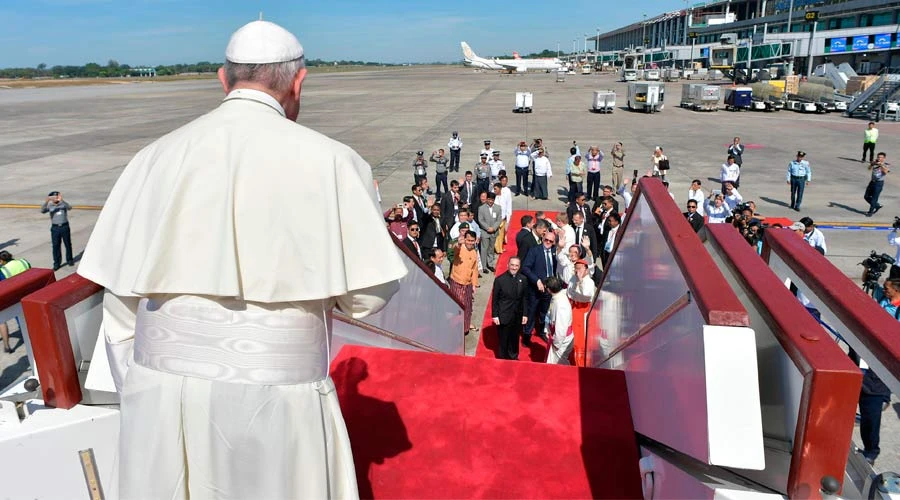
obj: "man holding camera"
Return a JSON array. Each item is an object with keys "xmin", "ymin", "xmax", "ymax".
[
  {"xmin": 40, "ymin": 190, "xmax": 74, "ymax": 271},
  {"xmin": 864, "ymin": 152, "xmax": 889, "ymax": 217}
]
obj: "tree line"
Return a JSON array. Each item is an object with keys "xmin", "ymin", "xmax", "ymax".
[{"xmin": 0, "ymin": 58, "xmax": 414, "ymax": 79}]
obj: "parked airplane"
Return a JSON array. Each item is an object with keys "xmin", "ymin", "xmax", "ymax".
[{"xmin": 461, "ymin": 42, "xmax": 563, "ymax": 73}]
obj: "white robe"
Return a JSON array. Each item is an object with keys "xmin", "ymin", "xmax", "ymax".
[
  {"xmin": 546, "ymin": 290, "xmax": 574, "ymax": 365},
  {"xmin": 79, "ymin": 89, "xmax": 407, "ymax": 499}
]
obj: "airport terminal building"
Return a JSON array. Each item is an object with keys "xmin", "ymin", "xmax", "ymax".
[{"xmin": 589, "ymin": 0, "xmax": 900, "ymax": 75}]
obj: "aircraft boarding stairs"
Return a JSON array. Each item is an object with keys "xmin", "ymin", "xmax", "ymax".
[
  {"xmin": 2, "ymin": 178, "xmax": 899, "ymax": 498},
  {"xmin": 846, "ymin": 68, "xmax": 900, "ymax": 119}
]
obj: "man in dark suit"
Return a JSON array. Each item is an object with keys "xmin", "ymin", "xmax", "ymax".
[
  {"xmin": 491, "ymin": 257, "xmax": 529, "ymax": 360},
  {"xmin": 517, "ymin": 216, "xmax": 547, "ymax": 262},
  {"xmin": 420, "ymin": 205, "xmax": 445, "ymax": 250},
  {"xmin": 459, "ymin": 171, "xmax": 476, "ymax": 210},
  {"xmin": 593, "ymin": 196, "xmax": 615, "ymax": 260},
  {"xmin": 402, "ymin": 221, "xmax": 423, "ymax": 260},
  {"xmin": 593, "ymin": 185, "xmax": 619, "ymax": 213},
  {"xmin": 410, "ymin": 184, "xmax": 429, "ymax": 224},
  {"xmin": 684, "ymin": 200, "xmax": 704, "ymax": 233},
  {"xmin": 567, "ymin": 193, "xmax": 590, "ymax": 224},
  {"xmin": 570, "ymin": 211, "xmax": 598, "ymax": 258},
  {"xmin": 440, "ymin": 180, "xmax": 461, "ymax": 241},
  {"xmin": 521, "ymin": 229, "xmax": 558, "ymax": 344}
]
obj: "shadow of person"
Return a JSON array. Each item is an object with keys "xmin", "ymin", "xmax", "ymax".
[
  {"xmin": 827, "ymin": 201, "xmax": 869, "ymax": 216},
  {"xmin": 759, "ymin": 195, "xmax": 792, "ymax": 209},
  {"xmin": 332, "ymin": 357, "xmax": 412, "ymax": 500},
  {"xmin": 0, "ymin": 238, "xmax": 19, "ymax": 251},
  {"xmin": 480, "ymin": 323, "xmax": 502, "ymax": 358}
]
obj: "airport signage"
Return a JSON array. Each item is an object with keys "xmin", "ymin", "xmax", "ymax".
[
  {"xmin": 874, "ymin": 34, "xmax": 891, "ymax": 50},
  {"xmin": 804, "ymin": 11, "xmax": 818, "ymax": 22},
  {"xmin": 852, "ymin": 35, "xmax": 871, "ymax": 51},
  {"xmin": 774, "ymin": 0, "xmax": 822, "ymax": 12},
  {"xmin": 688, "ymin": 32, "xmax": 699, "ymax": 39},
  {"xmin": 826, "ymin": 37, "xmax": 846, "ymax": 53}
]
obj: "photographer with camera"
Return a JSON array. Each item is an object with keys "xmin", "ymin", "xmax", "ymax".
[
  {"xmin": 864, "ymin": 152, "xmax": 890, "ymax": 217},
  {"xmin": 856, "ymin": 261, "xmax": 900, "ymax": 464}
]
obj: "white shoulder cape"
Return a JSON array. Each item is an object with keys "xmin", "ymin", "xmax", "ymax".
[{"xmin": 78, "ymin": 99, "xmax": 406, "ymax": 302}]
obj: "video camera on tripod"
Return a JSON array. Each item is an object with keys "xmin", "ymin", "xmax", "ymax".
[{"xmin": 860, "ymin": 250, "xmax": 896, "ymax": 294}]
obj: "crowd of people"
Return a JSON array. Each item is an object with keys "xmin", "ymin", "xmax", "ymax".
[{"xmin": 383, "ymin": 126, "xmax": 893, "ymax": 375}]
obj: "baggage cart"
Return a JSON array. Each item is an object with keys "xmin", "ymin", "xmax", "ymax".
[
  {"xmin": 513, "ymin": 92, "xmax": 533, "ymax": 113},
  {"xmin": 723, "ymin": 87, "xmax": 753, "ymax": 111},
  {"xmin": 591, "ymin": 90, "xmax": 616, "ymax": 113},
  {"xmin": 680, "ymin": 83, "xmax": 720, "ymax": 111},
  {"xmin": 626, "ymin": 82, "xmax": 665, "ymax": 113}
]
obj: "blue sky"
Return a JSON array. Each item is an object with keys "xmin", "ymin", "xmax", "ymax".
[{"xmin": 1, "ymin": 0, "xmax": 687, "ymax": 67}]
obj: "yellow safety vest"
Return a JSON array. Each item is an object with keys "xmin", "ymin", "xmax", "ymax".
[
  {"xmin": 0, "ymin": 259, "xmax": 32, "ymax": 279},
  {"xmin": 864, "ymin": 128, "xmax": 879, "ymax": 143}
]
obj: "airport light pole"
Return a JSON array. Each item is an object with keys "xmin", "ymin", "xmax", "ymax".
[{"xmin": 785, "ymin": 0, "xmax": 795, "ymax": 76}]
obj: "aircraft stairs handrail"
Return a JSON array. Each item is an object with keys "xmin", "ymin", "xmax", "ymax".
[{"xmin": 846, "ymin": 67, "xmax": 900, "ymax": 117}]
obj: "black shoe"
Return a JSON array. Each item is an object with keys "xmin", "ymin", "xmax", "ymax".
[
  {"xmin": 522, "ymin": 336, "xmax": 532, "ymax": 347},
  {"xmin": 66, "ymin": 261, "xmax": 75, "ymax": 266},
  {"xmin": 538, "ymin": 332, "xmax": 549, "ymax": 342},
  {"xmin": 866, "ymin": 211, "xmax": 873, "ymax": 217},
  {"xmin": 53, "ymin": 265, "xmax": 61, "ymax": 271},
  {"xmin": 873, "ymin": 205, "xmax": 882, "ymax": 214},
  {"xmin": 515, "ymin": 192, "xmax": 521, "ymax": 197},
  {"xmin": 3, "ymin": 345, "xmax": 12, "ymax": 354},
  {"xmin": 794, "ymin": 207, "xmax": 800, "ymax": 212}
]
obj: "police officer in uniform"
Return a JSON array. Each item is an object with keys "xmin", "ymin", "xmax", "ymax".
[
  {"xmin": 40, "ymin": 190, "xmax": 74, "ymax": 271},
  {"xmin": 448, "ymin": 131, "xmax": 462, "ymax": 172},
  {"xmin": 475, "ymin": 153, "xmax": 492, "ymax": 196},
  {"xmin": 786, "ymin": 151, "xmax": 811, "ymax": 211}
]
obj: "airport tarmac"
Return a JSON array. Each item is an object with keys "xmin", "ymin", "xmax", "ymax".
[{"xmin": 1, "ymin": 67, "xmax": 898, "ymax": 472}]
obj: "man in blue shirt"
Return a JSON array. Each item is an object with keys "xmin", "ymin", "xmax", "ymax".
[
  {"xmin": 786, "ymin": 151, "xmax": 811, "ymax": 211},
  {"xmin": 854, "ymin": 275, "xmax": 899, "ymax": 464}
]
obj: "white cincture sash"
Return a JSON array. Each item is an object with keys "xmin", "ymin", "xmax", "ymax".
[{"xmin": 134, "ymin": 296, "xmax": 330, "ymax": 386}]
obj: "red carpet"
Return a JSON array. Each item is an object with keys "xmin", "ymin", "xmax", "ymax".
[
  {"xmin": 331, "ymin": 345, "xmax": 642, "ymax": 499},
  {"xmin": 477, "ymin": 210, "xmax": 559, "ymax": 362}
]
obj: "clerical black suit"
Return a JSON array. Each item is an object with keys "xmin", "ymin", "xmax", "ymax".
[
  {"xmin": 491, "ymin": 270, "xmax": 529, "ymax": 360},
  {"xmin": 684, "ymin": 211, "xmax": 704, "ymax": 233}
]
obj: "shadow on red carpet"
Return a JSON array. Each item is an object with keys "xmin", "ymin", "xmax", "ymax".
[{"xmin": 331, "ymin": 345, "xmax": 643, "ymax": 499}]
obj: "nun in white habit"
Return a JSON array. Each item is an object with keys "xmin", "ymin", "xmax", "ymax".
[{"xmin": 77, "ymin": 20, "xmax": 407, "ymax": 500}]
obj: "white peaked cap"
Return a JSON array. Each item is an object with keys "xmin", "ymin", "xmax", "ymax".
[{"xmin": 225, "ymin": 20, "xmax": 304, "ymax": 64}]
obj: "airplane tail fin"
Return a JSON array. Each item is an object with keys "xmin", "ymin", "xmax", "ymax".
[
  {"xmin": 513, "ymin": 52, "xmax": 521, "ymax": 59},
  {"xmin": 461, "ymin": 42, "xmax": 476, "ymax": 60}
]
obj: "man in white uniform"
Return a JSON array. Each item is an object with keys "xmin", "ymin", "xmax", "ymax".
[{"xmin": 77, "ymin": 20, "xmax": 406, "ymax": 499}]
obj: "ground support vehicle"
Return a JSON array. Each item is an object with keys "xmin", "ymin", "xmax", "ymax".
[
  {"xmin": 513, "ymin": 92, "xmax": 533, "ymax": 113},
  {"xmin": 680, "ymin": 83, "xmax": 719, "ymax": 111},
  {"xmin": 591, "ymin": 90, "xmax": 616, "ymax": 113},
  {"xmin": 627, "ymin": 82, "xmax": 665, "ymax": 113},
  {"xmin": 724, "ymin": 87, "xmax": 753, "ymax": 111}
]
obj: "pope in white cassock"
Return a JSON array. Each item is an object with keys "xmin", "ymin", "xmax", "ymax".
[{"xmin": 77, "ymin": 20, "xmax": 407, "ymax": 499}]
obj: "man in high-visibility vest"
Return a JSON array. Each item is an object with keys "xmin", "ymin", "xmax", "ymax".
[{"xmin": 0, "ymin": 250, "xmax": 32, "ymax": 353}]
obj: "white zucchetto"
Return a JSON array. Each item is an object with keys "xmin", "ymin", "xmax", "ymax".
[{"xmin": 225, "ymin": 20, "xmax": 304, "ymax": 64}]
